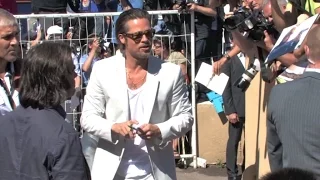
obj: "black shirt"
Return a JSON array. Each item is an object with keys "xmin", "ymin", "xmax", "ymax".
[
  {"xmin": 31, "ymin": 0, "xmax": 79, "ymax": 13},
  {"xmin": 181, "ymin": 0, "xmax": 213, "ymax": 41},
  {"xmin": 0, "ymin": 106, "xmax": 90, "ymax": 180}
]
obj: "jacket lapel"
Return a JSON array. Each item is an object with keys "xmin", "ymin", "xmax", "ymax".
[
  {"xmin": 143, "ymin": 57, "xmax": 161, "ymax": 123},
  {"xmin": 143, "ymin": 74, "xmax": 159, "ymax": 123},
  {"xmin": 115, "ymin": 53, "xmax": 129, "ymax": 122}
]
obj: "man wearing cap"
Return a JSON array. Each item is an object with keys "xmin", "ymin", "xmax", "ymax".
[
  {"xmin": 45, "ymin": 25, "xmax": 64, "ymax": 40},
  {"xmin": 153, "ymin": 36, "xmax": 187, "ymax": 78}
]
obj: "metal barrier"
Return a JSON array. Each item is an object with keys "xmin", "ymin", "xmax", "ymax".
[{"xmin": 14, "ymin": 10, "xmax": 198, "ymax": 168}]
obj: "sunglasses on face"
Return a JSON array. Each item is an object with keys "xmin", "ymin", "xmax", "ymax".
[{"xmin": 122, "ymin": 29, "xmax": 154, "ymax": 43}]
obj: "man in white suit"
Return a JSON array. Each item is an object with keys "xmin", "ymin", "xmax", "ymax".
[{"xmin": 81, "ymin": 8, "xmax": 194, "ymax": 180}]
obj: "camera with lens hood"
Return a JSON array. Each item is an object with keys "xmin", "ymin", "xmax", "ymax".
[
  {"xmin": 235, "ymin": 63, "xmax": 259, "ymax": 92},
  {"xmin": 224, "ymin": 7, "xmax": 277, "ymax": 41}
]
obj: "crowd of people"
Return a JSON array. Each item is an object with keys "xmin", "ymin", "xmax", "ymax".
[{"xmin": 0, "ymin": 0, "xmax": 320, "ymax": 179}]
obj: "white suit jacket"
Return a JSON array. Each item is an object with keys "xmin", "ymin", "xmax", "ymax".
[{"xmin": 81, "ymin": 52, "xmax": 193, "ymax": 180}]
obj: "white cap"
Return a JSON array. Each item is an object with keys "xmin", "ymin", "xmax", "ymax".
[{"xmin": 47, "ymin": 25, "xmax": 63, "ymax": 35}]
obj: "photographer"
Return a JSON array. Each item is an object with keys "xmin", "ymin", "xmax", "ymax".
[
  {"xmin": 31, "ymin": 0, "xmax": 80, "ymax": 37},
  {"xmin": 173, "ymin": 0, "xmax": 218, "ymax": 101},
  {"xmin": 214, "ymin": 0, "xmax": 298, "ymax": 75},
  {"xmin": 80, "ymin": 34, "xmax": 106, "ymax": 88},
  {"xmin": 270, "ymin": 0, "xmax": 320, "ymax": 32}
]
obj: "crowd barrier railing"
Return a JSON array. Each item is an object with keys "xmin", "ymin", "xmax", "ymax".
[{"xmin": 15, "ymin": 10, "xmax": 198, "ymax": 168}]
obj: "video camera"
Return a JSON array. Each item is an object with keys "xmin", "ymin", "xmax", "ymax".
[{"xmin": 224, "ymin": 7, "xmax": 277, "ymax": 41}]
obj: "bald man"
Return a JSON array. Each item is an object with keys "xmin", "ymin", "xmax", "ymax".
[
  {"xmin": 267, "ymin": 24, "xmax": 320, "ymax": 179},
  {"xmin": 262, "ymin": 0, "xmax": 287, "ymax": 22}
]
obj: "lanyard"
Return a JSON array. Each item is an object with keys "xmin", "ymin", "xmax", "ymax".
[{"xmin": 0, "ymin": 78, "xmax": 16, "ymax": 110}]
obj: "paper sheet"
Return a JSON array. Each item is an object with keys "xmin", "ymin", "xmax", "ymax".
[{"xmin": 195, "ymin": 62, "xmax": 229, "ymax": 95}]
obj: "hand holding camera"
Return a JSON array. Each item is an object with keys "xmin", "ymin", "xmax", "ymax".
[
  {"xmin": 173, "ymin": 0, "xmax": 196, "ymax": 13},
  {"xmin": 186, "ymin": 2, "xmax": 198, "ymax": 12},
  {"xmin": 224, "ymin": 7, "xmax": 276, "ymax": 41},
  {"xmin": 91, "ymin": 38, "xmax": 100, "ymax": 52}
]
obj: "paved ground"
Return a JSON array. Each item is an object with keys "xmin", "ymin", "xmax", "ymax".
[{"xmin": 176, "ymin": 165, "xmax": 227, "ymax": 180}]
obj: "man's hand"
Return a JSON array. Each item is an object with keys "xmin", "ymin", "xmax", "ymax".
[
  {"xmin": 137, "ymin": 124, "xmax": 161, "ymax": 140},
  {"xmin": 187, "ymin": 3, "xmax": 198, "ymax": 12},
  {"xmin": 224, "ymin": 12, "xmax": 234, "ymax": 19},
  {"xmin": 213, "ymin": 56, "xmax": 228, "ymax": 75},
  {"xmin": 91, "ymin": 38, "xmax": 100, "ymax": 52},
  {"xmin": 263, "ymin": 30, "xmax": 276, "ymax": 51},
  {"xmin": 227, "ymin": 113, "xmax": 239, "ymax": 124},
  {"xmin": 297, "ymin": 14, "xmax": 310, "ymax": 25},
  {"xmin": 111, "ymin": 120, "xmax": 139, "ymax": 139},
  {"xmin": 173, "ymin": 4, "xmax": 181, "ymax": 10},
  {"xmin": 66, "ymin": 32, "xmax": 73, "ymax": 40}
]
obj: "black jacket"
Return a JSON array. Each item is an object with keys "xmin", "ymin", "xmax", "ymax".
[
  {"xmin": 31, "ymin": 0, "xmax": 80, "ymax": 13},
  {"xmin": 221, "ymin": 55, "xmax": 246, "ymax": 118},
  {"xmin": 0, "ymin": 106, "xmax": 90, "ymax": 180}
]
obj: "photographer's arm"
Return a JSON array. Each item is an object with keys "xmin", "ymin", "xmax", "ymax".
[
  {"xmin": 316, "ymin": 6, "xmax": 320, "ymax": 14},
  {"xmin": 82, "ymin": 39, "xmax": 99, "ymax": 72},
  {"xmin": 213, "ymin": 45, "xmax": 241, "ymax": 74},
  {"xmin": 264, "ymin": 45, "xmax": 298, "ymax": 67},
  {"xmin": 271, "ymin": 0, "xmax": 298, "ymax": 32},
  {"xmin": 82, "ymin": 49, "xmax": 97, "ymax": 73},
  {"xmin": 275, "ymin": 54, "xmax": 298, "ymax": 67},
  {"xmin": 231, "ymin": 30, "xmax": 255, "ymax": 57}
]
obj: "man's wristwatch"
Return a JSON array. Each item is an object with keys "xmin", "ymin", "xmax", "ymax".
[{"xmin": 223, "ymin": 53, "xmax": 231, "ymax": 61}]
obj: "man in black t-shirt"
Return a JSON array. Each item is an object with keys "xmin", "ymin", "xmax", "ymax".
[
  {"xmin": 174, "ymin": 0, "xmax": 217, "ymax": 102},
  {"xmin": 30, "ymin": 0, "xmax": 80, "ymax": 41}
]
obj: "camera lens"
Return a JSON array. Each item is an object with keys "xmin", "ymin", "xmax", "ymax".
[{"xmin": 235, "ymin": 78, "xmax": 250, "ymax": 92}]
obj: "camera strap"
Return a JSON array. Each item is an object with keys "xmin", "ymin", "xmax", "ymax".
[
  {"xmin": 0, "ymin": 77, "xmax": 16, "ymax": 110},
  {"xmin": 257, "ymin": 46, "xmax": 274, "ymax": 83}
]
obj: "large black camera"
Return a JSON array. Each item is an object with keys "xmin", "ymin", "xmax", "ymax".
[{"xmin": 224, "ymin": 7, "xmax": 277, "ymax": 41}]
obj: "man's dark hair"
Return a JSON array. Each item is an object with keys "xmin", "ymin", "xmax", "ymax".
[
  {"xmin": 260, "ymin": 168, "xmax": 317, "ymax": 180},
  {"xmin": 115, "ymin": 8, "xmax": 151, "ymax": 49},
  {"xmin": 87, "ymin": 33, "xmax": 98, "ymax": 45},
  {"xmin": 19, "ymin": 41, "xmax": 74, "ymax": 109},
  {"xmin": 153, "ymin": 36, "xmax": 170, "ymax": 50}
]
